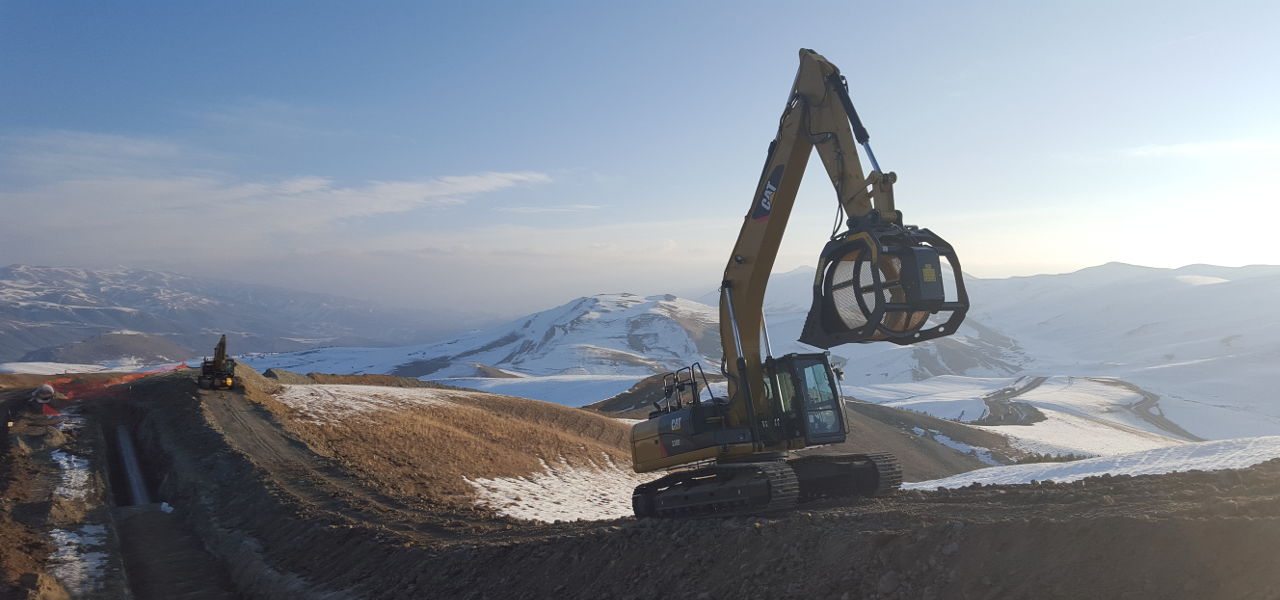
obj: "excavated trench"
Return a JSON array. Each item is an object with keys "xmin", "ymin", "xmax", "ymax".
[{"xmin": 91, "ymin": 397, "xmax": 238, "ymax": 600}]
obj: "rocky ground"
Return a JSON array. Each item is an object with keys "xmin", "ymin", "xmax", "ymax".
[{"xmin": 2, "ymin": 371, "xmax": 1279, "ymax": 599}]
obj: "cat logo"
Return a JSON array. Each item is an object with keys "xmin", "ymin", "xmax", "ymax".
[
  {"xmin": 751, "ymin": 165, "xmax": 785, "ymax": 221},
  {"xmin": 922, "ymin": 263, "xmax": 938, "ymax": 283},
  {"xmin": 670, "ymin": 416, "xmax": 682, "ymax": 432}
]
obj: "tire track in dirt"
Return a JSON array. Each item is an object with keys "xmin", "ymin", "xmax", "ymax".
[{"xmin": 201, "ymin": 389, "xmax": 461, "ymax": 540}]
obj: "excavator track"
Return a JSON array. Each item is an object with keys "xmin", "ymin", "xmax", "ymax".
[
  {"xmin": 786, "ymin": 452, "xmax": 902, "ymax": 500},
  {"xmin": 632, "ymin": 453, "xmax": 901, "ymax": 519},
  {"xmin": 632, "ymin": 460, "xmax": 799, "ymax": 519},
  {"xmin": 864, "ymin": 452, "xmax": 903, "ymax": 496}
]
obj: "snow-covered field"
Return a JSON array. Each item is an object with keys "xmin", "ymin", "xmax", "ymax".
[
  {"xmin": 978, "ymin": 377, "xmax": 1192, "ymax": 456},
  {"xmin": 848, "ymin": 376, "xmax": 1010, "ymax": 421},
  {"xmin": 905, "ymin": 436, "xmax": 1280, "ymax": 489},
  {"xmin": 855, "ymin": 375, "xmax": 1204, "ymax": 457},
  {"xmin": 978, "ymin": 409, "xmax": 1183, "ymax": 457},
  {"xmin": 437, "ymin": 374, "xmax": 643, "ymax": 407},
  {"xmin": 466, "ymin": 457, "xmax": 655, "ymax": 522},
  {"xmin": 275, "ymin": 384, "xmax": 484, "ymax": 422},
  {"xmin": 0, "ymin": 361, "xmax": 110, "ymax": 374}
]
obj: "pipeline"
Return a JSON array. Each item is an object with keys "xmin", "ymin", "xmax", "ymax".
[{"xmin": 114, "ymin": 424, "xmax": 151, "ymax": 506}]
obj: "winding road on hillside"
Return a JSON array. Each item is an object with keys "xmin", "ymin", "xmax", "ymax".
[
  {"xmin": 973, "ymin": 376, "xmax": 1048, "ymax": 425},
  {"xmin": 1089, "ymin": 378, "xmax": 1205, "ymax": 442}
]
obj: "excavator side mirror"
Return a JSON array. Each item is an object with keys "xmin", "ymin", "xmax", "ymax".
[{"xmin": 799, "ymin": 215, "xmax": 968, "ymax": 348}]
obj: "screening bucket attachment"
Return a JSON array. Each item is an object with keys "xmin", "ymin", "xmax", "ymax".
[{"xmin": 799, "ymin": 213, "xmax": 968, "ymax": 348}]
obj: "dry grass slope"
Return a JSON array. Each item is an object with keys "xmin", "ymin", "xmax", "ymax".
[{"xmin": 238, "ymin": 367, "xmax": 633, "ymax": 513}]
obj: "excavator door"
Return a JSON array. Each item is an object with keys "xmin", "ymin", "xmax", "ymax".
[{"xmin": 765, "ymin": 353, "xmax": 847, "ymax": 446}]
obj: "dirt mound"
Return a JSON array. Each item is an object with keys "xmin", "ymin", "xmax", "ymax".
[
  {"xmin": 0, "ymin": 439, "xmax": 58, "ymax": 599},
  {"xmin": 260, "ymin": 367, "xmax": 472, "ymax": 389},
  {"xmin": 259, "ymin": 368, "xmax": 313, "ymax": 385}
]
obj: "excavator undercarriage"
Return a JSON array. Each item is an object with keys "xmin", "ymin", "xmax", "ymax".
[{"xmin": 632, "ymin": 453, "xmax": 901, "ymax": 519}]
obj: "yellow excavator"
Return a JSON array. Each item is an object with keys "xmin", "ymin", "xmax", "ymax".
[
  {"xmin": 629, "ymin": 49, "xmax": 969, "ymax": 518},
  {"xmin": 198, "ymin": 335, "xmax": 238, "ymax": 390}
]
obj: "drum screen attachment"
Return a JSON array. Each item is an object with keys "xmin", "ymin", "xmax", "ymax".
[{"xmin": 799, "ymin": 219, "xmax": 968, "ymax": 348}]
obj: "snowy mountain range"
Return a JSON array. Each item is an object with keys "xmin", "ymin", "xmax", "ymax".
[
  {"xmin": 10, "ymin": 261, "xmax": 1280, "ymax": 441},
  {"xmin": 240, "ymin": 262, "xmax": 1280, "ymax": 440},
  {"xmin": 0, "ymin": 264, "xmax": 456, "ymax": 360},
  {"xmin": 246, "ymin": 267, "xmax": 1031, "ymax": 382}
]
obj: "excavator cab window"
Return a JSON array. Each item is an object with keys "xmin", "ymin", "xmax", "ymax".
[
  {"xmin": 798, "ymin": 360, "xmax": 842, "ymax": 440},
  {"xmin": 772, "ymin": 354, "xmax": 846, "ymax": 445}
]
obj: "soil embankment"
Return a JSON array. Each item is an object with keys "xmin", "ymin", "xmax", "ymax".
[{"xmin": 7, "ymin": 371, "xmax": 1280, "ymax": 599}]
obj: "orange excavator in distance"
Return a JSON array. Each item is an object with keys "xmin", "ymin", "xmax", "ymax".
[{"xmin": 629, "ymin": 49, "xmax": 969, "ymax": 518}]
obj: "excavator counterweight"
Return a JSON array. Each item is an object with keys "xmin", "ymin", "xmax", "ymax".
[{"xmin": 629, "ymin": 49, "xmax": 969, "ymax": 518}]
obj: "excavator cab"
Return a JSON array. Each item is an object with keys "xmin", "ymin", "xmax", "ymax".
[
  {"xmin": 800, "ymin": 211, "xmax": 968, "ymax": 348},
  {"xmin": 762, "ymin": 353, "xmax": 846, "ymax": 446}
]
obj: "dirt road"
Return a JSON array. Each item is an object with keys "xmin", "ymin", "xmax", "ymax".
[
  {"xmin": 973, "ymin": 375, "xmax": 1048, "ymax": 425},
  {"xmin": 1091, "ymin": 377, "xmax": 1205, "ymax": 441}
]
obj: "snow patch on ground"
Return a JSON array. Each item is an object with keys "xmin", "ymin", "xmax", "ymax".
[
  {"xmin": 51, "ymin": 450, "xmax": 92, "ymax": 500},
  {"xmin": 47, "ymin": 525, "xmax": 109, "ymax": 595},
  {"xmin": 912, "ymin": 427, "xmax": 1001, "ymax": 466},
  {"xmin": 0, "ymin": 362, "xmax": 109, "ymax": 374},
  {"xmin": 276, "ymin": 384, "xmax": 489, "ymax": 422},
  {"xmin": 905, "ymin": 436, "xmax": 1280, "ymax": 489},
  {"xmin": 1174, "ymin": 275, "xmax": 1228, "ymax": 286},
  {"xmin": 977, "ymin": 408, "xmax": 1182, "ymax": 457},
  {"xmin": 466, "ymin": 456, "xmax": 655, "ymax": 522}
]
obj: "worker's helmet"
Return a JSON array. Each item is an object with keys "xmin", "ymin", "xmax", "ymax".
[{"xmin": 33, "ymin": 384, "xmax": 56, "ymax": 403}]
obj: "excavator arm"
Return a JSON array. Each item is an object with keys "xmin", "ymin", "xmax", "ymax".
[{"xmin": 718, "ymin": 49, "xmax": 966, "ymax": 450}]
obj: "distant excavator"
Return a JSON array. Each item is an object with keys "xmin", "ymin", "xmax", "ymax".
[
  {"xmin": 198, "ymin": 335, "xmax": 238, "ymax": 390},
  {"xmin": 629, "ymin": 49, "xmax": 969, "ymax": 517}
]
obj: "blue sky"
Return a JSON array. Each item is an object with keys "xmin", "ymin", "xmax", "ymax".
[{"xmin": 2, "ymin": 1, "xmax": 1278, "ymax": 320}]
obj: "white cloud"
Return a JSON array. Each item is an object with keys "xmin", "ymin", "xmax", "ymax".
[
  {"xmin": 497, "ymin": 204, "xmax": 600, "ymax": 213},
  {"xmin": 0, "ymin": 130, "xmax": 554, "ymax": 270}
]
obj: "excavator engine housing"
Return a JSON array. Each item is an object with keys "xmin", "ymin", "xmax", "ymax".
[{"xmin": 800, "ymin": 213, "xmax": 968, "ymax": 348}]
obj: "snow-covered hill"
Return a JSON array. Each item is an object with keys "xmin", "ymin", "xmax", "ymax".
[
  {"xmin": 0, "ymin": 264, "xmax": 456, "ymax": 360},
  {"xmin": 246, "ymin": 293, "xmax": 719, "ymax": 380},
  {"xmin": 963, "ymin": 263, "xmax": 1280, "ymax": 438}
]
